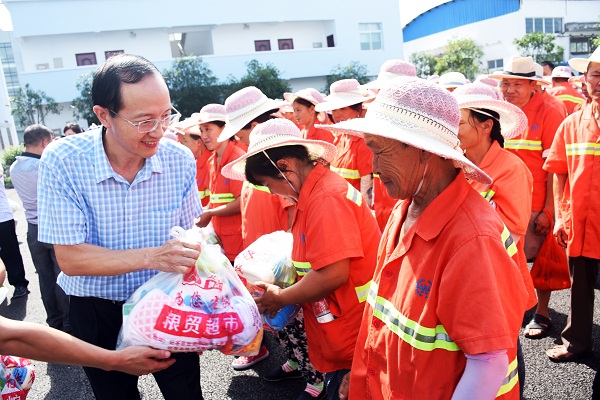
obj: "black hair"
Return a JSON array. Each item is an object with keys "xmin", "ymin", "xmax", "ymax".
[
  {"xmin": 241, "ymin": 108, "xmax": 279, "ymax": 131},
  {"xmin": 245, "ymin": 145, "xmax": 310, "ymax": 186},
  {"xmin": 470, "ymin": 109, "xmax": 504, "ymax": 147},
  {"xmin": 209, "ymin": 120, "xmax": 226, "ymax": 128},
  {"xmin": 63, "ymin": 121, "xmax": 83, "ymax": 134},
  {"xmin": 348, "ymin": 102, "xmax": 363, "ymax": 113},
  {"xmin": 552, "ymin": 77, "xmax": 570, "ymax": 83},
  {"xmin": 24, "ymin": 124, "xmax": 53, "ymax": 146},
  {"xmin": 541, "ymin": 61, "xmax": 555, "ymax": 70},
  {"xmin": 293, "ymin": 97, "xmax": 315, "ymax": 110},
  {"xmin": 92, "ymin": 54, "xmax": 162, "ymax": 112}
]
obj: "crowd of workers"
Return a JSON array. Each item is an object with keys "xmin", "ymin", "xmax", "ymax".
[{"xmin": 0, "ymin": 47, "xmax": 598, "ymax": 400}]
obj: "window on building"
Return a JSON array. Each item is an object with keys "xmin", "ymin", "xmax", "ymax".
[
  {"xmin": 487, "ymin": 59, "xmax": 504, "ymax": 72},
  {"xmin": 278, "ymin": 39, "xmax": 294, "ymax": 50},
  {"xmin": 525, "ymin": 17, "xmax": 562, "ymax": 34},
  {"xmin": 255, "ymin": 40, "xmax": 271, "ymax": 52},
  {"xmin": 570, "ymin": 37, "xmax": 591, "ymax": 55},
  {"xmin": 76, "ymin": 52, "xmax": 97, "ymax": 66},
  {"xmin": 359, "ymin": 23, "xmax": 382, "ymax": 50},
  {"xmin": 0, "ymin": 43, "xmax": 20, "ymax": 98},
  {"xmin": 327, "ymin": 35, "xmax": 335, "ymax": 48}
]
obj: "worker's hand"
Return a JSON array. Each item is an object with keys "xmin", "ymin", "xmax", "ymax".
[
  {"xmin": 111, "ymin": 347, "xmax": 175, "ymax": 375},
  {"xmin": 534, "ymin": 210, "xmax": 551, "ymax": 237},
  {"xmin": 152, "ymin": 238, "xmax": 200, "ymax": 274},
  {"xmin": 554, "ymin": 218, "xmax": 568, "ymax": 248},
  {"xmin": 195, "ymin": 212, "xmax": 212, "ymax": 228},
  {"xmin": 253, "ymin": 282, "xmax": 285, "ymax": 318}
]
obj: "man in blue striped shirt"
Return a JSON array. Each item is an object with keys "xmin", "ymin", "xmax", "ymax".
[{"xmin": 38, "ymin": 54, "xmax": 203, "ymax": 400}]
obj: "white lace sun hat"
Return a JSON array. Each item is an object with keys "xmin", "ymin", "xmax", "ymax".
[
  {"xmin": 221, "ymin": 118, "xmax": 337, "ymax": 182},
  {"xmin": 314, "ymin": 79, "xmax": 376, "ymax": 112},
  {"xmin": 452, "ymin": 83, "xmax": 528, "ymax": 140},
  {"xmin": 363, "ymin": 59, "xmax": 417, "ymax": 90},
  {"xmin": 218, "ymin": 86, "xmax": 285, "ymax": 142},
  {"xmin": 283, "ymin": 88, "xmax": 324, "ymax": 106},
  {"xmin": 439, "ymin": 72, "xmax": 467, "ymax": 89},
  {"xmin": 198, "ymin": 104, "xmax": 227, "ymax": 124},
  {"xmin": 316, "ymin": 76, "xmax": 492, "ymax": 185},
  {"xmin": 168, "ymin": 114, "xmax": 202, "ymax": 135}
]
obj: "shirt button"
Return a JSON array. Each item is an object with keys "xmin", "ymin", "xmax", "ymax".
[
  {"xmin": 593, "ymin": 186, "xmax": 598, "ymax": 191},
  {"xmin": 368, "ymin": 368, "xmax": 375, "ymax": 375},
  {"xmin": 384, "ymin": 270, "xmax": 392, "ymax": 277},
  {"xmin": 372, "ymin": 319, "xmax": 381, "ymax": 328},
  {"xmin": 128, "ymin": 216, "xmax": 133, "ymax": 221},
  {"xmin": 129, "ymin": 245, "xmax": 134, "ymax": 249}
]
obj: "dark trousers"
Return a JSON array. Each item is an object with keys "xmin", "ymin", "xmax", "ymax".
[
  {"xmin": 561, "ymin": 256, "xmax": 600, "ymax": 354},
  {"xmin": 70, "ymin": 296, "xmax": 203, "ymax": 400},
  {"xmin": 324, "ymin": 369, "xmax": 350, "ymax": 400},
  {"xmin": 27, "ymin": 223, "xmax": 69, "ymax": 330},
  {"xmin": 0, "ymin": 219, "xmax": 28, "ymax": 288}
]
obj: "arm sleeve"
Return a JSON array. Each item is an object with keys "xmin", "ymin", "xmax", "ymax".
[
  {"xmin": 451, "ymin": 350, "xmax": 508, "ymax": 400},
  {"xmin": 179, "ymin": 157, "xmax": 202, "ymax": 229},
  {"xmin": 543, "ymin": 120, "xmax": 569, "ymax": 175}
]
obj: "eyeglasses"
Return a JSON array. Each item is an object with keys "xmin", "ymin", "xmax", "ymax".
[
  {"xmin": 188, "ymin": 134, "xmax": 202, "ymax": 141},
  {"xmin": 109, "ymin": 107, "xmax": 181, "ymax": 133}
]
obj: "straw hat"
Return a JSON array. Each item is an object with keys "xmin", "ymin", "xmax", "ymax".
[
  {"xmin": 217, "ymin": 86, "xmax": 285, "ymax": 142},
  {"xmin": 568, "ymin": 75, "xmax": 585, "ymax": 89},
  {"xmin": 198, "ymin": 104, "xmax": 227, "ymax": 124},
  {"xmin": 316, "ymin": 76, "xmax": 491, "ymax": 185},
  {"xmin": 314, "ymin": 79, "xmax": 376, "ymax": 112},
  {"xmin": 452, "ymin": 83, "xmax": 528, "ymax": 140},
  {"xmin": 221, "ymin": 118, "xmax": 337, "ymax": 182},
  {"xmin": 439, "ymin": 72, "xmax": 467, "ymax": 89},
  {"xmin": 363, "ymin": 59, "xmax": 417, "ymax": 90},
  {"xmin": 283, "ymin": 88, "xmax": 324, "ymax": 106},
  {"xmin": 168, "ymin": 114, "xmax": 201, "ymax": 135},
  {"xmin": 551, "ymin": 65, "xmax": 574, "ymax": 79},
  {"xmin": 569, "ymin": 47, "xmax": 600, "ymax": 73},
  {"xmin": 488, "ymin": 56, "xmax": 549, "ymax": 84}
]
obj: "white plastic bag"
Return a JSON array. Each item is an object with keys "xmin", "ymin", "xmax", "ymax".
[{"xmin": 117, "ymin": 226, "xmax": 263, "ymax": 355}]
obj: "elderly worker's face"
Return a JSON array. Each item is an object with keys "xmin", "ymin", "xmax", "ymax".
[
  {"xmin": 364, "ymin": 133, "xmax": 423, "ymax": 199},
  {"xmin": 500, "ymin": 78, "xmax": 536, "ymax": 109},
  {"xmin": 585, "ymin": 62, "xmax": 600, "ymax": 104}
]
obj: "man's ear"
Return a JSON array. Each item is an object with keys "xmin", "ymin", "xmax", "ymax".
[{"xmin": 94, "ymin": 105, "xmax": 111, "ymax": 128}]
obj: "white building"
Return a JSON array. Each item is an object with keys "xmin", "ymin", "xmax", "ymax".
[
  {"xmin": 2, "ymin": 0, "xmax": 404, "ymax": 135},
  {"xmin": 402, "ymin": 0, "xmax": 599, "ymax": 76}
]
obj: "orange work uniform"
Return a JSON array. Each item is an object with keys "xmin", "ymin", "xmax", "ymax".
[
  {"xmin": 547, "ymin": 83, "xmax": 586, "ymax": 115},
  {"xmin": 349, "ymin": 172, "xmax": 528, "ymax": 400},
  {"xmin": 543, "ymin": 103, "xmax": 600, "ymax": 259},
  {"xmin": 468, "ymin": 141, "xmax": 537, "ymax": 309},
  {"xmin": 208, "ymin": 141, "xmax": 245, "ymax": 261},
  {"xmin": 304, "ymin": 124, "xmax": 335, "ymax": 144},
  {"xmin": 292, "ymin": 163, "xmax": 379, "ymax": 373},
  {"xmin": 196, "ymin": 150, "xmax": 212, "ymax": 208},
  {"xmin": 330, "ymin": 134, "xmax": 373, "ymax": 192},
  {"xmin": 505, "ymin": 91, "xmax": 565, "ymax": 211},
  {"xmin": 372, "ymin": 174, "xmax": 397, "ymax": 232}
]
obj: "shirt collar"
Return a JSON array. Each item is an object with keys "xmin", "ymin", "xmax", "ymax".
[
  {"xmin": 20, "ymin": 151, "xmax": 41, "ymax": 159},
  {"xmin": 296, "ymin": 162, "xmax": 326, "ymax": 212},
  {"xmin": 478, "ymin": 141, "xmax": 501, "ymax": 171}
]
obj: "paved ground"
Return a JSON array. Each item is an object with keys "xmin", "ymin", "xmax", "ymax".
[{"xmin": 2, "ymin": 187, "xmax": 600, "ymax": 399}]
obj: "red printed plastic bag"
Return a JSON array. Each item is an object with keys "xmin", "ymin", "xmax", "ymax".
[
  {"xmin": 0, "ymin": 355, "xmax": 35, "ymax": 400},
  {"xmin": 117, "ymin": 226, "xmax": 263, "ymax": 356},
  {"xmin": 530, "ymin": 222, "xmax": 571, "ymax": 291}
]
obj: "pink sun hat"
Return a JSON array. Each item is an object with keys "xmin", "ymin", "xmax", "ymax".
[
  {"xmin": 283, "ymin": 88, "xmax": 324, "ymax": 106},
  {"xmin": 452, "ymin": 83, "xmax": 528, "ymax": 140},
  {"xmin": 314, "ymin": 79, "xmax": 376, "ymax": 112},
  {"xmin": 221, "ymin": 118, "xmax": 337, "ymax": 182},
  {"xmin": 198, "ymin": 104, "xmax": 227, "ymax": 124},
  {"xmin": 363, "ymin": 59, "xmax": 417, "ymax": 90},
  {"xmin": 218, "ymin": 86, "xmax": 285, "ymax": 142},
  {"xmin": 316, "ymin": 76, "xmax": 491, "ymax": 185}
]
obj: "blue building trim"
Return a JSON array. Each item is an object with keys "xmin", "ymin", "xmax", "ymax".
[{"xmin": 403, "ymin": 0, "xmax": 521, "ymax": 42}]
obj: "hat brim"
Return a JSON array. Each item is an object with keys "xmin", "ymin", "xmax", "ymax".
[
  {"xmin": 569, "ymin": 58, "xmax": 592, "ymax": 73},
  {"xmin": 314, "ymin": 93, "xmax": 376, "ymax": 112},
  {"xmin": 454, "ymin": 98, "xmax": 527, "ymax": 140},
  {"xmin": 283, "ymin": 92, "xmax": 319, "ymax": 106},
  {"xmin": 487, "ymin": 72, "xmax": 550, "ymax": 85},
  {"xmin": 316, "ymin": 118, "xmax": 491, "ymax": 185},
  {"xmin": 218, "ymin": 98, "xmax": 285, "ymax": 142},
  {"xmin": 221, "ymin": 136, "xmax": 337, "ymax": 181}
]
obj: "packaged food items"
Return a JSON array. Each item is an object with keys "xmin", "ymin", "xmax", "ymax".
[{"xmin": 0, "ymin": 355, "xmax": 35, "ymax": 400}]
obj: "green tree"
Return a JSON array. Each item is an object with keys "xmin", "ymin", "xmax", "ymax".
[
  {"xmin": 163, "ymin": 56, "xmax": 220, "ymax": 117},
  {"xmin": 10, "ymin": 84, "xmax": 61, "ymax": 127},
  {"xmin": 409, "ymin": 51, "xmax": 438, "ymax": 78},
  {"xmin": 71, "ymin": 72, "xmax": 99, "ymax": 126},
  {"xmin": 514, "ymin": 32, "xmax": 564, "ymax": 65},
  {"xmin": 323, "ymin": 61, "xmax": 369, "ymax": 94},
  {"xmin": 227, "ymin": 60, "xmax": 291, "ymax": 100},
  {"xmin": 435, "ymin": 37, "xmax": 484, "ymax": 81}
]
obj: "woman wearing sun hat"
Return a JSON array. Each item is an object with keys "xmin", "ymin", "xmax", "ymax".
[
  {"xmin": 195, "ymin": 104, "xmax": 245, "ymax": 263},
  {"xmin": 222, "ymin": 118, "xmax": 380, "ymax": 400},
  {"xmin": 284, "ymin": 88, "xmax": 334, "ymax": 144},
  {"xmin": 320, "ymin": 77, "xmax": 528, "ymax": 399},
  {"xmin": 315, "ymin": 79, "xmax": 376, "ymax": 205}
]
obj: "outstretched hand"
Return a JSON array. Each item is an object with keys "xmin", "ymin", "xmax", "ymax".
[
  {"xmin": 112, "ymin": 347, "xmax": 175, "ymax": 376},
  {"xmin": 253, "ymin": 282, "xmax": 285, "ymax": 318},
  {"xmin": 152, "ymin": 238, "xmax": 200, "ymax": 274}
]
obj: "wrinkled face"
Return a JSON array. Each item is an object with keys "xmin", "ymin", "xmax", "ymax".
[
  {"xmin": 104, "ymin": 73, "xmax": 172, "ymax": 160},
  {"xmin": 331, "ymin": 105, "xmax": 361, "ymax": 123},
  {"xmin": 293, "ymin": 101, "xmax": 315, "ymax": 127},
  {"xmin": 585, "ymin": 62, "xmax": 600, "ymax": 104},
  {"xmin": 458, "ymin": 109, "xmax": 485, "ymax": 152},
  {"xmin": 363, "ymin": 133, "xmax": 422, "ymax": 199},
  {"xmin": 200, "ymin": 122, "xmax": 225, "ymax": 152},
  {"xmin": 500, "ymin": 78, "xmax": 536, "ymax": 109}
]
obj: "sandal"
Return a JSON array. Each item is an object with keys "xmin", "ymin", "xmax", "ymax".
[
  {"xmin": 524, "ymin": 314, "xmax": 552, "ymax": 339},
  {"xmin": 546, "ymin": 345, "xmax": 591, "ymax": 363}
]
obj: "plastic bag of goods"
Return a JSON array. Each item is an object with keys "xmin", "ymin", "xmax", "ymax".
[
  {"xmin": 0, "ymin": 355, "xmax": 35, "ymax": 400},
  {"xmin": 117, "ymin": 226, "xmax": 263, "ymax": 356},
  {"xmin": 234, "ymin": 231, "xmax": 300, "ymax": 331}
]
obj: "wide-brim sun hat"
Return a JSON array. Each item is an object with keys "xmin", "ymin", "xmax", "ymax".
[
  {"xmin": 452, "ymin": 83, "xmax": 528, "ymax": 140},
  {"xmin": 198, "ymin": 104, "xmax": 227, "ymax": 124},
  {"xmin": 168, "ymin": 114, "xmax": 201, "ymax": 135},
  {"xmin": 569, "ymin": 47, "xmax": 600, "ymax": 73},
  {"xmin": 316, "ymin": 76, "xmax": 491, "ymax": 185},
  {"xmin": 218, "ymin": 86, "xmax": 285, "ymax": 142},
  {"xmin": 568, "ymin": 75, "xmax": 585, "ymax": 88},
  {"xmin": 439, "ymin": 71, "xmax": 467, "ymax": 89},
  {"xmin": 314, "ymin": 79, "xmax": 376, "ymax": 112},
  {"xmin": 363, "ymin": 59, "xmax": 417, "ymax": 90},
  {"xmin": 221, "ymin": 118, "xmax": 337, "ymax": 182},
  {"xmin": 283, "ymin": 88, "xmax": 324, "ymax": 106},
  {"xmin": 488, "ymin": 56, "xmax": 550, "ymax": 85}
]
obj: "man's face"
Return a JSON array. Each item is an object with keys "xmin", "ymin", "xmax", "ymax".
[
  {"xmin": 500, "ymin": 78, "xmax": 536, "ymax": 109},
  {"xmin": 584, "ymin": 62, "xmax": 600, "ymax": 105},
  {"xmin": 104, "ymin": 73, "xmax": 172, "ymax": 161},
  {"xmin": 542, "ymin": 64, "xmax": 553, "ymax": 76}
]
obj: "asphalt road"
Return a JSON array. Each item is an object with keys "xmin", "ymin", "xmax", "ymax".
[{"xmin": 2, "ymin": 187, "xmax": 600, "ymax": 400}]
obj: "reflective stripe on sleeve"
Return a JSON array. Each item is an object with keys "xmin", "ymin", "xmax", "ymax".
[
  {"xmin": 367, "ymin": 281, "xmax": 460, "ymax": 352},
  {"xmin": 496, "ymin": 356, "xmax": 519, "ymax": 397},
  {"xmin": 355, "ymin": 280, "xmax": 371, "ymax": 303},
  {"xmin": 480, "ymin": 189, "xmax": 496, "ymax": 202},
  {"xmin": 556, "ymin": 94, "xmax": 585, "ymax": 104},
  {"xmin": 566, "ymin": 142, "xmax": 600, "ymax": 156},
  {"xmin": 504, "ymin": 139, "xmax": 543, "ymax": 151},
  {"xmin": 293, "ymin": 260, "xmax": 312, "ymax": 277},
  {"xmin": 245, "ymin": 181, "xmax": 271, "ymax": 193},
  {"xmin": 210, "ymin": 193, "xmax": 236, "ymax": 204},
  {"xmin": 501, "ymin": 225, "xmax": 518, "ymax": 258},
  {"xmin": 199, "ymin": 189, "xmax": 211, "ymax": 200},
  {"xmin": 346, "ymin": 183, "xmax": 363, "ymax": 207},
  {"xmin": 331, "ymin": 166, "xmax": 361, "ymax": 180}
]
